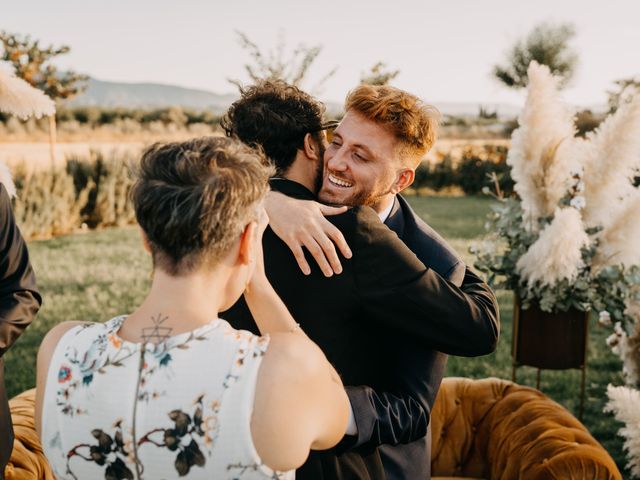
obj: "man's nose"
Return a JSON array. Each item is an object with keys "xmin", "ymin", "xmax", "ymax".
[{"xmin": 327, "ymin": 148, "xmax": 348, "ymax": 171}]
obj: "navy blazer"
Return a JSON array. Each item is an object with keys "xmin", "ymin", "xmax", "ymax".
[{"xmin": 223, "ymin": 179, "xmax": 499, "ymax": 480}]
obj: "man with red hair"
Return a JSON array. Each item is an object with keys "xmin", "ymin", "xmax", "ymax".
[{"xmin": 223, "ymin": 81, "xmax": 499, "ymax": 480}]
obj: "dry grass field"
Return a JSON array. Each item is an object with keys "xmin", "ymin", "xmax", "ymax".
[
  {"xmin": 0, "ymin": 138, "xmax": 511, "ymax": 172},
  {"xmin": 0, "ymin": 142, "xmax": 142, "ymax": 170}
]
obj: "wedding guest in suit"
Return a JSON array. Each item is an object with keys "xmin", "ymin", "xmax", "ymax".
[
  {"xmin": 35, "ymin": 137, "xmax": 349, "ymax": 480},
  {"xmin": 0, "ymin": 67, "xmax": 51, "ymax": 480},
  {"xmin": 0, "ymin": 178, "xmax": 41, "ymax": 480},
  {"xmin": 222, "ymin": 81, "xmax": 500, "ymax": 480}
]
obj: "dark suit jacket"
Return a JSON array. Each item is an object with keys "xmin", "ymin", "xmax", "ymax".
[
  {"xmin": 223, "ymin": 179, "xmax": 499, "ymax": 480},
  {"xmin": 0, "ymin": 184, "xmax": 41, "ymax": 477}
]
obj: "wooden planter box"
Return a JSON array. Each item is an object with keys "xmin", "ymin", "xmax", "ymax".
[{"xmin": 511, "ymin": 296, "xmax": 590, "ymax": 418}]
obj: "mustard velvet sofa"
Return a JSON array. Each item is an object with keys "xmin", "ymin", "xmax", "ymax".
[
  {"xmin": 430, "ymin": 377, "xmax": 621, "ymax": 480},
  {"xmin": 4, "ymin": 377, "xmax": 622, "ymax": 480}
]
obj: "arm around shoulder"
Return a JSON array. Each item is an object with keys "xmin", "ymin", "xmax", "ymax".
[
  {"xmin": 351, "ymin": 207, "xmax": 499, "ymax": 356},
  {"xmin": 251, "ymin": 332, "xmax": 349, "ymax": 471}
]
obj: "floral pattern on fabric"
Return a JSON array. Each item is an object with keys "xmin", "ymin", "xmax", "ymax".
[
  {"xmin": 65, "ymin": 420, "xmax": 135, "ymax": 480},
  {"xmin": 137, "ymin": 395, "xmax": 220, "ymax": 476},
  {"xmin": 43, "ymin": 316, "xmax": 289, "ymax": 479}
]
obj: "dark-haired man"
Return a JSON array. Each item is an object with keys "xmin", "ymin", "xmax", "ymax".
[{"xmin": 222, "ymin": 81, "xmax": 499, "ymax": 480}]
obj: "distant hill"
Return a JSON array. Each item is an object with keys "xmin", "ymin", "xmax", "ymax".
[
  {"xmin": 68, "ymin": 78, "xmax": 528, "ymax": 118},
  {"xmin": 67, "ymin": 78, "xmax": 238, "ymax": 113},
  {"xmin": 434, "ymin": 102, "xmax": 521, "ymax": 119},
  {"xmin": 324, "ymin": 101, "xmax": 522, "ymax": 119}
]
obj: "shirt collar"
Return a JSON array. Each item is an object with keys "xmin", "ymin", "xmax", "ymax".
[
  {"xmin": 269, "ymin": 177, "xmax": 316, "ymax": 200},
  {"xmin": 378, "ymin": 199, "xmax": 395, "ymax": 222}
]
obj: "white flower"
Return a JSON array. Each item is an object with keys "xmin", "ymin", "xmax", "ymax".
[
  {"xmin": 575, "ymin": 180, "xmax": 585, "ymax": 193},
  {"xmin": 570, "ymin": 195, "xmax": 586, "ymax": 210},
  {"xmin": 607, "ymin": 322, "xmax": 629, "ymax": 357},
  {"xmin": 599, "ymin": 310, "xmax": 612, "ymax": 327},
  {"xmin": 607, "ymin": 332, "xmax": 620, "ymax": 348}
]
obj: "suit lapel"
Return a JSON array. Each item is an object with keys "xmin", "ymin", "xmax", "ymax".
[{"xmin": 384, "ymin": 196, "xmax": 405, "ymax": 239}]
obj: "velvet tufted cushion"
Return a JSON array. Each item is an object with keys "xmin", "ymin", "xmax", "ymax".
[
  {"xmin": 4, "ymin": 389, "xmax": 53, "ymax": 480},
  {"xmin": 5, "ymin": 380, "xmax": 623, "ymax": 480},
  {"xmin": 431, "ymin": 377, "xmax": 622, "ymax": 480}
]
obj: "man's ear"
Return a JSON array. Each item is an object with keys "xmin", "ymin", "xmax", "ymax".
[
  {"xmin": 391, "ymin": 168, "xmax": 415, "ymax": 194},
  {"xmin": 303, "ymin": 133, "xmax": 321, "ymax": 161},
  {"xmin": 238, "ymin": 221, "xmax": 257, "ymax": 265}
]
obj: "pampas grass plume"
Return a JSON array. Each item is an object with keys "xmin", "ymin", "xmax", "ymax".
[
  {"xmin": 594, "ymin": 190, "xmax": 640, "ymax": 269},
  {"xmin": 0, "ymin": 65, "xmax": 55, "ymax": 119},
  {"xmin": 517, "ymin": 207, "xmax": 589, "ymax": 287},
  {"xmin": 508, "ymin": 62, "xmax": 577, "ymax": 227},
  {"xmin": 605, "ymin": 385, "xmax": 640, "ymax": 477},
  {"xmin": 582, "ymin": 94, "xmax": 640, "ymax": 228}
]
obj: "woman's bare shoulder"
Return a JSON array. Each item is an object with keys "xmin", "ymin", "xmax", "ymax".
[
  {"xmin": 38, "ymin": 321, "xmax": 91, "ymax": 365},
  {"xmin": 251, "ymin": 333, "xmax": 331, "ymax": 471},
  {"xmin": 41, "ymin": 321, "xmax": 90, "ymax": 350}
]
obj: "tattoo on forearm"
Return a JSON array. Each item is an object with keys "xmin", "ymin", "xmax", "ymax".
[{"xmin": 141, "ymin": 313, "xmax": 172, "ymax": 344}]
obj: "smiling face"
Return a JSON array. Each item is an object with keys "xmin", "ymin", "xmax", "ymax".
[{"xmin": 318, "ymin": 110, "xmax": 414, "ymax": 213}]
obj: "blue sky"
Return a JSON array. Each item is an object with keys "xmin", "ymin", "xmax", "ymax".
[{"xmin": 4, "ymin": 0, "xmax": 639, "ymax": 106}]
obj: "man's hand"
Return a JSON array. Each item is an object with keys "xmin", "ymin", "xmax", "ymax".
[{"xmin": 265, "ymin": 191, "xmax": 352, "ymax": 277}]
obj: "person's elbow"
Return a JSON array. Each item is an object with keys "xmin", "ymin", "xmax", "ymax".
[{"xmin": 462, "ymin": 311, "xmax": 500, "ymax": 357}]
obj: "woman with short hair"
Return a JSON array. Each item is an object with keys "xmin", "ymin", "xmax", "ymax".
[{"xmin": 35, "ymin": 136, "xmax": 349, "ymax": 479}]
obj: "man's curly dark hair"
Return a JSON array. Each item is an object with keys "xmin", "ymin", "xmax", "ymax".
[{"xmin": 221, "ymin": 80, "xmax": 326, "ymax": 174}]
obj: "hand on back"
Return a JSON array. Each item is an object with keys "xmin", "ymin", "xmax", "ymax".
[{"xmin": 265, "ymin": 191, "xmax": 352, "ymax": 277}]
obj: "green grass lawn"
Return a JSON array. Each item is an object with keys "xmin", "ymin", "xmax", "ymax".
[{"xmin": 4, "ymin": 195, "xmax": 628, "ymax": 475}]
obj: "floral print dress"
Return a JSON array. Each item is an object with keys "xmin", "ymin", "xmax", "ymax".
[{"xmin": 42, "ymin": 316, "xmax": 293, "ymax": 480}]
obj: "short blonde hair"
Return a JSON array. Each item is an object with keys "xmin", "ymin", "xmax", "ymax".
[{"xmin": 345, "ymin": 85, "xmax": 440, "ymax": 166}]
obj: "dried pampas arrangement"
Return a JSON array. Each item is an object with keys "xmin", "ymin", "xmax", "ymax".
[
  {"xmin": 0, "ymin": 64, "xmax": 55, "ymax": 120},
  {"xmin": 606, "ymin": 385, "xmax": 640, "ymax": 477},
  {"xmin": 474, "ymin": 59, "xmax": 640, "ymax": 478}
]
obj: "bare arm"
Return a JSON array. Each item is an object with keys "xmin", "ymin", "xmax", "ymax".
[
  {"xmin": 245, "ymin": 211, "xmax": 349, "ymax": 468},
  {"xmin": 243, "ymin": 207, "xmax": 304, "ymax": 336},
  {"xmin": 265, "ymin": 191, "xmax": 351, "ymax": 277},
  {"xmin": 251, "ymin": 333, "xmax": 349, "ymax": 471}
]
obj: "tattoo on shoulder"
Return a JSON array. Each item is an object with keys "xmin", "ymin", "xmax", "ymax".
[{"xmin": 141, "ymin": 313, "xmax": 173, "ymax": 344}]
